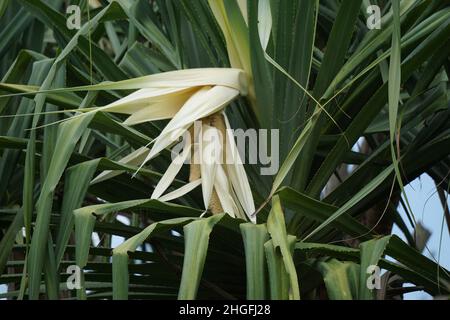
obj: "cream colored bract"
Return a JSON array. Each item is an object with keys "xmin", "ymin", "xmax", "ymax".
[{"xmin": 92, "ymin": 68, "xmax": 255, "ymax": 222}]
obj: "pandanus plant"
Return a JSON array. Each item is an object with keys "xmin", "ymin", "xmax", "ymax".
[
  {"xmin": 74, "ymin": 1, "xmax": 258, "ymax": 221},
  {"xmin": 1, "ymin": 0, "xmax": 450, "ymax": 301},
  {"xmin": 89, "ymin": 0, "xmax": 274, "ymax": 222}
]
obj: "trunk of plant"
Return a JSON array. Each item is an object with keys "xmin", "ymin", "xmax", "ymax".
[{"xmin": 189, "ymin": 113, "xmax": 228, "ymax": 214}]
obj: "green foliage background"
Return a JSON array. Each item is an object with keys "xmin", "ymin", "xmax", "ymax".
[{"xmin": 0, "ymin": 0, "xmax": 449, "ymax": 300}]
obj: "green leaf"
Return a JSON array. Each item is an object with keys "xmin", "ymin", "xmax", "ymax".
[
  {"xmin": 0, "ymin": 211, "xmax": 24, "ymax": 275},
  {"xmin": 282, "ymin": 0, "xmax": 318, "ymax": 186},
  {"xmin": 278, "ymin": 187, "xmax": 371, "ymax": 239},
  {"xmin": 118, "ymin": 0, "xmax": 180, "ymax": 68},
  {"xmin": 358, "ymin": 236, "xmax": 391, "ymax": 300},
  {"xmin": 55, "ymin": 159, "xmax": 101, "ymax": 267},
  {"xmin": 296, "ymin": 0, "xmax": 362, "ymax": 194},
  {"xmin": 295, "ymin": 242, "xmax": 359, "ymax": 260},
  {"xmin": 178, "ymin": 214, "xmax": 225, "ymax": 300},
  {"xmin": 0, "ymin": 59, "xmax": 51, "ymax": 202},
  {"xmin": 112, "ymin": 217, "xmax": 194, "ymax": 299},
  {"xmin": 0, "ymin": 8, "xmax": 32, "ymax": 58},
  {"xmin": 271, "ymin": 117, "xmax": 315, "ymax": 194},
  {"xmin": 314, "ymin": 0, "xmax": 362, "ymax": 96},
  {"xmin": 240, "ymin": 223, "xmax": 269, "ymax": 299},
  {"xmin": 28, "ymin": 112, "xmax": 95, "ymax": 299},
  {"xmin": 247, "ymin": 0, "xmax": 273, "ymax": 129},
  {"xmin": 388, "ymin": 0, "xmax": 415, "ymax": 234},
  {"xmin": 266, "ymin": 195, "xmax": 300, "ymax": 299},
  {"xmin": 264, "ymin": 235, "xmax": 296, "ymax": 300},
  {"xmin": 303, "ymin": 165, "xmax": 394, "ymax": 241},
  {"xmin": 318, "ymin": 259, "xmax": 360, "ymax": 300},
  {"xmin": 176, "ymin": 0, "xmax": 229, "ymax": 67},
  {"xmin": 0, "ymin": 0, "xmax": 10, "ymax": 18},
  {"xmin": 18, "ymin": 0, "xmax": 128, "ymax": 81},
  {"xmin": 386, "ymin": 235, "xmax": 450, "ymax": 293}
]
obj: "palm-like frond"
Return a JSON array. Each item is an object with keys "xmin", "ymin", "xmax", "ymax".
[{"xmin": 0, "ymin": 0, "xmax": 449, "ymax": 300}]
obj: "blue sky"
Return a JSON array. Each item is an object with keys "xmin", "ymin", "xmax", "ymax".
[{"xmin": 392, "ymin": 174, "xmax": 450, "ymax": 299}]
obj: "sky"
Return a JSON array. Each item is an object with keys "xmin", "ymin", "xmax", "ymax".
[
  {"xmin": 1, "ymin": 174, "xmax": 448, "ymax": 300},
  {"xmin": 391, "ymin": 174, "xmax": 450, "ymax": 300}
]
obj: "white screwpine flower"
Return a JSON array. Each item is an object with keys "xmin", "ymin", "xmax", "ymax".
[{"xmin": 91, "ymin": 68, "xmax": 256, "ymax": 222}]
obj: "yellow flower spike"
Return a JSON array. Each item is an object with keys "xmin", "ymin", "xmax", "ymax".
[{"xmin": 199, "ymin": 124, "xmax": 221, "ymax": 210}]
